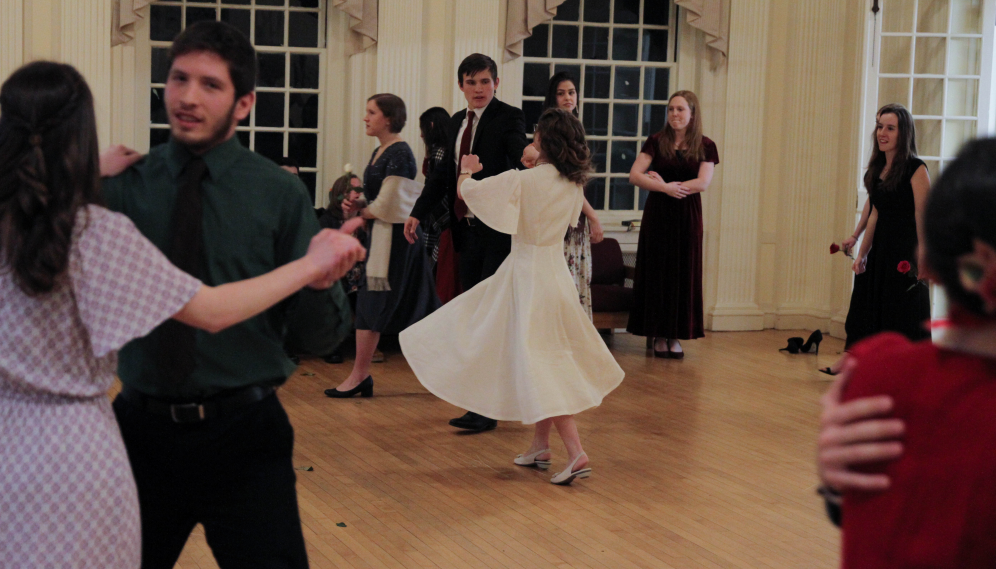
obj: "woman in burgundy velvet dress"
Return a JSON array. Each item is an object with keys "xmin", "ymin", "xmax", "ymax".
[{"xmin": 627, "ymin": 91, "xmax": 719, "ymax": 358}]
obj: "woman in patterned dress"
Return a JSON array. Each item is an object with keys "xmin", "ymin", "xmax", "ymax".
[
  {"xmin": 0, "ymin": 62, "xmax": 364, "ymax": 568},
  {"xmin": 537, "ymin": 72, "xmax": 604, "ymax": 318}
]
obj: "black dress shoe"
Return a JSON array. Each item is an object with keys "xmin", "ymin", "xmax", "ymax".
[
  {"xmin": 448, "ymin": 411, "xmax": 497, "ymax": 432},
  {"xmin": 324, "ymin": 376, "xmax": 373, "ymax": 398}
]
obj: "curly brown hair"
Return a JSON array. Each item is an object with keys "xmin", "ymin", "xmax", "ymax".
[
  {"xmin": 0, "ymin": 61, "xmax": 102, "ymax": 296},
  {"xmin": 535, "ymin": 108, "xmax": 591, "ymax": 186}
]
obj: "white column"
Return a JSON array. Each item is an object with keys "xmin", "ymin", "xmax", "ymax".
[
  {"xmin": 709, "ymin": 0, "xmax": 771, "ymax": 331},
  {"xmin": 774, "ymin": 1, "xmax": 846, "ymax": 330},
  {"xmin": 60, "ymin": 0, "xmax": 112, "ymax": 148},
  {"xmin": 0, "ymin": 0, "xmax": 24, "ymax": 82},
  {"xmin": 376, "ymin": 0, "xmax": 425, "ymax": 168}
]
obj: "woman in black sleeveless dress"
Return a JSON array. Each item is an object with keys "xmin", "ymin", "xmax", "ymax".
[{"xmin": 827, "ymin": 104, "xmax": 931, "ymax": 374}]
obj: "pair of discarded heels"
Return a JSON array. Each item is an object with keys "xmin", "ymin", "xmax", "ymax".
[
  {"xmin": 514, "ymin": 449, "xmax": 591, "ymax": 485},
  {"xmin": 779, "ymin": 330, "xmax": 823, "ymax": 355}
]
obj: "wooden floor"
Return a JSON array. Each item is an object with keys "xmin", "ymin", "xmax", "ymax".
[{"xmin": 171, "ymin": 330, "xmax": 844, "ymax": 569}]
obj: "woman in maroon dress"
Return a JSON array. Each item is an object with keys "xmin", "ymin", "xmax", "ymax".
[{"xmin": 627, "ymin": 91, "xmax": 719, "ymax": 358}]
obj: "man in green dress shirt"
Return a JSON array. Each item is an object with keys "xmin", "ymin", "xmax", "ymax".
[{"xmin": 102, "ymin": 22, "xmax": 345, "ymax": 568}]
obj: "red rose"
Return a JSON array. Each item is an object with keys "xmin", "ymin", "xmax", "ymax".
[
  {"xmin": 830, "ymin": 243, "xmax": 840, "ymax": 255},
  {"xmin": 897, "ymin": 260, "xmax": 911, "ymax": 274}
]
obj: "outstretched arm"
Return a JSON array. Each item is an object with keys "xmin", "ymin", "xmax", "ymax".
[{"xmin": 173, "ymin": 220, "xmax": 365, "ymax": 333}]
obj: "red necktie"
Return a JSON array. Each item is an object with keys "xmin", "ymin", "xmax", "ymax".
[{"xmin": 454, "ymin": 110, "xmax": 475, "ymax": 220}]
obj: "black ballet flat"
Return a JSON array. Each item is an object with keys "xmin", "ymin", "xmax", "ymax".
[
  {"xmin": 800, "ymin": 330, "xmax": 823, "ymax": 355},
  {"xmin": 818, "ymin": 367, "xmax": 838, "ymax": 376},
  {"xmin": 324, "ymin": 376, "xmax": 373, "ymax": 398},
  {"xmin": 779, "ymin": 337, "xmax": 804, "ymax": 354}
]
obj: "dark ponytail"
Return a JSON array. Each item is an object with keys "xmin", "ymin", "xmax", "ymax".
[{"xmin": 0, "ymin": 61, "xmax": 102, "ymax": 296}]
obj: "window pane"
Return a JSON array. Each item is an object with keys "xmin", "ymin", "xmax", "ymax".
[
  {"xmin": 583, "ymin": 103, "xmax": 609, "ymax": 135},
  {"xmin": 612, "ymin": 104, "xmax": 639, "ymax": 136},
  {"xmin": 299, "ymin": 171, "xmax": 316, "ymax": 204},
  {"xmin": 643, "ymin": 104, "xmax": 668, "ymax": 136},
  {"xmin": 582, "ymin": 27, "xmax": 609, "ymax": 59},
  {"xmin": 614, "ymin": 67, "xmax": 640, "ymax": 99},
  {"xmin": 609, "ymin": 178, "xmax": 635, "ymax": 210},
  {"xmin": 258, "ymin": 53, "xmax": 286, "ymax": 88},
  {"xmin": 254, "ymin": 131, "xmax": 284, "ymax": 161},
  {"xmin": 554, "ymin": 64, "xmax": 582, "ymax": 84},
  {"xmin": 523, "ymin": 100, "xmax": 543, "ymax": 134},
  {"xmin": 255, "ymin": 10, "xmax": 285, "ymax": 46},
  {"xmin": 555, "ymin": 0, "xmax": 580, "ymax": 21},
  {"xmin": 290, "ymin": 54, "xmax": 319, "ymax": 89},
  {"xmin": 614, "ymin": 0, "xmax": 640, "ymax": 24},
  {"xmin": 588, "ymin": 140, "xmax": 607, "ymax": 173},
  {"xmin": 523, "ymin": 63, "xmax": 551, "ymax": 97},
  {"xmin": 257, "ymin": 0, "xmax": 285, "ymax": 5},
  {"xmin": 552, "ymin": 25, "xmax": 580, "ymax": 58},
  {"xmin": 290, "ymin": 93, "xmax": 319, "ymax": 129},
  {"xmin": 638, "ymin": 188, "xmax": 649, "ymax": 210},
  {"xmin": 150, "ymin": 128, "xmax": 170, "ymax": 148},
  {"xmin": 228, "ymin": 0, "xmax": 251, "ymax": 5},
  {"xmin": 290, "ymin": 0, "xmax": 320, "ymax": 6},
  {"xmin": 644, "ymin": 68, "xmax": 670, "ymax": 101},
  {"xmin": 289, "ymin": 132, "xmax": 318, "ymax": 167},
  {"xmin": 150, "ymin": 88, "xmax": 168, "ymax": 125},
  {"xmin": 289, "ymin": 11, "xmax": 319, "ymax": 47},
  {"xmin": 613, "ymin": 28, "xmax": 639, "ymax": 61},
  {"xmin": 255, "ymin": 92, "xmax": 286, "ymax": 127},
  {"xmin": 186, "ymin": 7, "xmax": 216, "ymax": 27},
  {"xmin": 523, "ymin": 24, "xmax": 549, "ymax": 57},
  {"xmin": 150, "ymin": 5, "xmax": 181, "ymax": 42},
  {"xmin": 642, "ymin": 29, "xmax": 668, "ymax": 62},
  {"xmin": 151, "ymin": 47, "xmax": 170, "ymax": 84},
  {"xmin": 220, "ymin": 8, "xmax": 251, "ymax": 39},
  {"xmin": 644, "ymin": 0, "xmax": 669, "ymax": 26},
  {"xmin": 611, "ymin": 140, "xmax": 638, "ymax": 173},
  {"xmin": 583, "ymin": 0, "xmax": 610, "ymax": 22},
  {"xmin": 585, "ymin": 178, "xmax": 606, "ymax": 210},
  {"xmin": 584, "ymin": 65, "xmax": 611, "ymax": 99}
]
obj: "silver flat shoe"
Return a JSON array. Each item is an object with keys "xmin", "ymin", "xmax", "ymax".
[
  {"xmin": 551, "ymin": 452, "xmax": 591, "ymax": 485},
  {"xmin": 514, "ymin": 448, "xmax": 551, "ymax": 470}
]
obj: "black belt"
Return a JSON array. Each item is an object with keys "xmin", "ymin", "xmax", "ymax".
[{"xmin": 119, "ymin": 384, "xmax": 276, "ymax": 424}]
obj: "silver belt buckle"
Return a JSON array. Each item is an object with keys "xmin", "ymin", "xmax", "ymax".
[{"xmin": 169, "ymin": 402, "xmax": 206, "ymax": 423}]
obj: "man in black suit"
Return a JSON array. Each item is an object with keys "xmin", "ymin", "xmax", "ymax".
[{"xmin": 404, "ymin": 53, "xmax": 528, "ymax": 433}]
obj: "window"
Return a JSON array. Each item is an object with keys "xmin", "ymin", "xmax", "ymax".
[
  {"xmin": 148, "ymin": 0, "xmax": 325, "ymax": 202},
  {"xmin": 520, "ymin": 0, "xmax": 678, "ymax": 215}
]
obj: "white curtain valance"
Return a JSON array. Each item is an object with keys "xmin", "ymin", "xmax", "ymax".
[
  {"xmin": 504, "ymin": 0, "xmax": 567, "ymax": 62},
  {"xmin": 333, "ymin": 0, "xmax": 378, "ymax": 55},
  {"xmin": 675, "ymin": 0, "xmax": 729, "ymax": 64}
]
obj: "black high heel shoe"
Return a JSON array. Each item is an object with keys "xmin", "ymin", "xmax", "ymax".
[
  {"xmin": 800, "ymin": 330, "xmax": 823, "ymax": 355},
  {"xmin": 324, "ymin": 376, "xmax": 373, "ymax": 398},
  {"xmin": 779, "ymin": 337, "xmax": 804, "ymax": 354}
]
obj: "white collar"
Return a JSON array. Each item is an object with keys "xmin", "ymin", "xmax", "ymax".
[{"xmin": 465, "ymin": 98, "xmax": 493, "ymax": 120}]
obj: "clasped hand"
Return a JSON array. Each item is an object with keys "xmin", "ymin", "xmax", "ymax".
[
  {"xmin": 646, "ymin": 171, "xmax": 689, "ymax": 199},
  {"xmin": 305, "ymin": 217, "xmax": 367, "ymax": 289}
]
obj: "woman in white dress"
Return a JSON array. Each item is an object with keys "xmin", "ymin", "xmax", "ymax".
[{"xmin": 400, "ymin": 108, "xmax": 624, "ymax": 485}]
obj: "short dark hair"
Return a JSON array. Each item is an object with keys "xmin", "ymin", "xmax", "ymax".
[
  {"xmin": 168, "ymin": 21, "xmax": 257, "ymax": 99},
  {"xmin": 925, "ymin": 138, "xmax": 996, "ymax": 317},
  {"xmin": 457, "ymin": 53, "xmax": 498, "ymax": 85},
  {"xmin": 368, "ymin": 93, "xmax": 407, "ymax": 133}
]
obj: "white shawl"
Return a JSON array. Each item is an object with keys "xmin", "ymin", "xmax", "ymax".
[{"xmin": 365, "ymin": 176, "xmax": 424, "ymax": 291}]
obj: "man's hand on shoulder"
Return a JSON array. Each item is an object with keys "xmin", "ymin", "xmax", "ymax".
[
  {"xmin": 817, "ymin": 358, "xmax": 905, "ymax": 493},
  {"xmin": 100, "ymin": 145, "xmax": 143, "ymax": 178}
]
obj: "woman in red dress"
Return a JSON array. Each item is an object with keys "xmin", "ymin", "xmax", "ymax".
[
  {"xmin": 627, "ymin": 91, "xmax": 719, "ymax": 358},
  {"xmin": 839, "ymin": 138, "xmax": 996, "ymax": 568}
]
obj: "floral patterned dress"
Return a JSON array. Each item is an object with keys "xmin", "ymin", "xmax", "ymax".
[
  {"xmin": 0, "ymin": 206, "xmax": 201, "ymax": 568},
  {"xmin": 563, "ymin": 216, "xmax": 593, "ymax": 320}
]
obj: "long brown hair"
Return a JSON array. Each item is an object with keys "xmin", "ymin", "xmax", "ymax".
[
  {"xmin": 0, "ymin": 61, "xmax": 102, "ymax": 296},
  {"xmin": 655, "ymin": 90, "xmax": 705, "ymax": 161},
  {"xmin": 535, "ymin": 108, "xmax": 592, "ymax": 186},
  {"xmin": 864, "ymin": 103, "xmax": 918, "ymax": 194}
]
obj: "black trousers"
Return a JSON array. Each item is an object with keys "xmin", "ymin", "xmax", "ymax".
[
  {"xmin": 113, "ymin": 392, "xmax": 309, "ymax": 569},
  {"xmin": 454, "ymin": 218, "xmax": 512, "ymax": 291}
]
